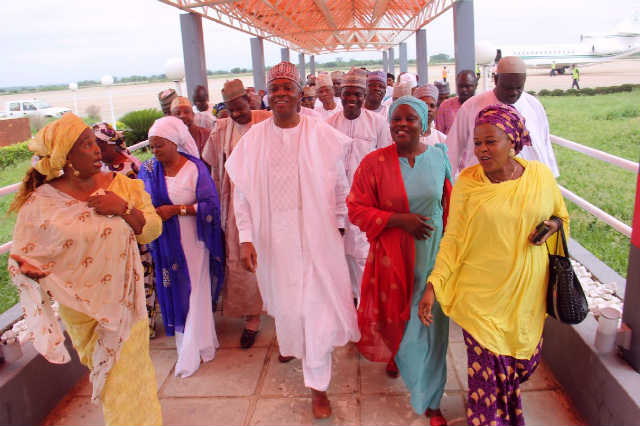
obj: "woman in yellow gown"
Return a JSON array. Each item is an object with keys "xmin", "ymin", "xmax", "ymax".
[
  {"xmin": 420, "ymin": 104, "xmax": 569, "ymax": 426},
  {"xmin": 8, "ymin": 113, "xmax": 163, "ymax": 425}
]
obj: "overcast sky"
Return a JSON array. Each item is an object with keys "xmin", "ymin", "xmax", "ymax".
[{"xmin": 1, "ymin": 0, "xmax": 638, "ymax": 87}]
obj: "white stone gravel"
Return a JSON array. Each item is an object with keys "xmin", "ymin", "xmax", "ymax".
[{"xmin": 571, "ymin": 259, "xmax": 623, "ymax": 320}]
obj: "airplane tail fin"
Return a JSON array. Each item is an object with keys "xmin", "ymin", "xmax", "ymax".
[{"xmin": 615, "ymin": 8, "xmax": 640, "ymax": 35}]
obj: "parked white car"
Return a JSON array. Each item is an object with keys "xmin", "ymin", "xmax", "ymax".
[{"xmin": 4, "ymin": 99, "xmax": 71, "ymax": 118}]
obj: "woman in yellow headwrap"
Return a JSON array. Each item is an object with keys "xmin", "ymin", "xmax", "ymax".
[{"xmin": 8, "ymin": 113, "xmax": 163, "ymax": 425}]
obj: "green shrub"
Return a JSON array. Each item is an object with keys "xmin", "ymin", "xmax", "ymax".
[
  {"xmin": 581, "ymin": 87, "xmax": 596, "ymax": 96},
  {"xmin": 551, "ymin": 89, "xmax": 565, "ymax": 96},
  {"xmin": 0, "ymin": 141, "xmax": 32, "ymax": 169},
  {"xmin": 118, "ymin": 109, "xmax": 163, "ymax": 146},
  {"xmin": 83, "ymin": 116, "xmax": 101, "ymax": 127},
  {"xmin": 566, "ymin": 88, "xmax": 579, "ymax": 96},
  {"xmin": 527, "ymin": 90, "xmax": 537, "ymax": 96},
  {"xmin": 538, "ymin": 89, "xmax": 551, "ymax": 96}
]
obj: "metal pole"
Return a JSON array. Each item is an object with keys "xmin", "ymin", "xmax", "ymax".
[
  {"xmin": 382, "ymin": 51, "xmax": 389, "ymax": 74},
  {"xmin": 416, "ymin": 29, "xmax": 428, "ymax": 84},
  {"xmin": 298, "ymin": 53, "xmax": 306, "ymax": 83},
  {"xmin": 72, "ymin": 93, "xmax": 78, "ymax": 115},
  {"xmin": 250, "ymin": 37, "xmax": 266, "ymax": 91},
  {"xmin": 622, "ymin": 163, "xmax": 640, "ymax": 371},
  {"xmin": 310, "ymin": 55, "xmax": 316, "ymax": 75},
  {"xmin": 281, "ymin": 47, "xmax": 290, "ymax": 62},
  {"xmin": 399, "ymin": 42, "xmax": 408, "ymax": 73},
  {"xmin": 108, "ymin": 88, "xmax": 116, "ymax": 130},
  {"xmin": 179, "ymin": 13, "xmax": 208, "ymax": 102},
  {"xmin": 453, "ymin": 0, "xmax": 476, "ymax": 74},
  {"xmin": 482, "ymin": 64, "xmax": 489, "ymax": 92},
  {"xmin": 388, "ymin": 47, "xmax": 395, "ymax": 76}
]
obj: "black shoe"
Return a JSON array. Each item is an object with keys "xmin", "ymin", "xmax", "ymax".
[{"xmin": 240, "ymin": 328, "xmax": 259, "ymax": 349}]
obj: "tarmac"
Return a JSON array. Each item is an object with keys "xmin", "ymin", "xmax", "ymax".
[
  {"xmin": 1, "ymin": 59, "xmax": 639, "ymax": 122},
  {"xmin": 42, "ymin": 314, "xmax": 586, "ymax": 426}
]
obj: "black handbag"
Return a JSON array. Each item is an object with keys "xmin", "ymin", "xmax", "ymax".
[{"xmin": 546, "ymin": 223, "xmax": 589, "ymax": 324}]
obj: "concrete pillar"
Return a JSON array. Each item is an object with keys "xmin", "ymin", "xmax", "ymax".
[
  {"xmin": 388, "ymin": 47, "xmax": 395, "ymax": 76},
  {"xmin": 399, "ymin": 42, "xmax": 408, "ymax": 73},
  {"xmin": 250, "ymin": 37, "xmax": 266, "ymax": 91},
  {"xmin": 416, "ymin": 29, "xmax": 428, "ymax": 84},
  {"xmin": 382, "ymin": 51, "xmax": 389, "ymax": 74},
  {"xmin": 298, "ymin": 53, "xmax": 306, "ymax": 83},
  {"xmin": 281, "ymin": 47, "xmax": 290, "ymax": 62},
  {"xmin": 310, "ymin": 55, "xmax": 316, "ymax": 75},
  {"xmin": 179, "ymin": 13, "xmax": 208, "ymax": 102},
  {"xmin": 453, "ymin": 0, "xmax": 476, "ymax": 74},
  {"xmin": 622, "ymin": 167, "xmax": 640, "ymax": 372}
]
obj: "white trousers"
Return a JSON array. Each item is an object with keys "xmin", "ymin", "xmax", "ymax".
[
  {"xmin": 302, "ymin": 352, "xmax": 333, "ymax": 391},
  {"xmin": 346, "ymin": 255, "xmax": 366, "ymax": 301}
]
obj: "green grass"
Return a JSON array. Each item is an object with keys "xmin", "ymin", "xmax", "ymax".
[{"xmin": 540, "ymin": 88, "xmax": 640, "ymax": 277}]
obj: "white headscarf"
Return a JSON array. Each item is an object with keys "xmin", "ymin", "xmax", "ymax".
[
  {"xmin": 398, "ymin": 72, "xmax": 418, "ymax": 88},
  {"xmin": 148, "ymin": 116, "xmax": 199, "ymax": 157}
]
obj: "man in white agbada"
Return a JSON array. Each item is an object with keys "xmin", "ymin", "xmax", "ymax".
[
  {"xmin": 202, "ymin": 79, "xmax": 271, "ymax": 349},
  {"xmin": 326, "ymin": 68, "xmax": 392, "ymax": 303},
  {"xmin": 414, "ymin": 84, "xmax": 447, "ymax": 146},
  {"xmin": 445, "ymin": 56, "xmax": 559, "ymax": 177},
  {"xmin": 364, "ymin": 70, "xmax": 389, "ymax": 118},
  {"xmin": 314, "ymin": 72, "xmax": 343, "ymax": 120},
  {"xmin": 225, "ymin": 61, "xmax": 360, "ymax": 419}
]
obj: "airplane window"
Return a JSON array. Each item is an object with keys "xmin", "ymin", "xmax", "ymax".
[
  {"xmin": 23, "ymin": 102, "xmax": 36, "ymax": 111},
  {"xmin": 9, "ymin": 102, "xmax": 19, "ymax": 111}
]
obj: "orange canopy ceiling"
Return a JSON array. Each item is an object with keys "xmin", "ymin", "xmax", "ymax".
[{"xmin": 159, "ymin": 0, "xmax": 455, "ymax": 54}]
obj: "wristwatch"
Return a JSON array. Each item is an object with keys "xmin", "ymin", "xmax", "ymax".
[{"xmin": 180, "ymin": 205, "xmax": 187, "ymax": 216}]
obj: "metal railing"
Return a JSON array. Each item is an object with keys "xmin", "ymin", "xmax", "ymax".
[
  {"xmin": 548, "ymin": 135, "xmax": 635, "ymax": 238},
  {"xmin": 0, "ymin": 136, "xmax": 636, "ymax": 255}
]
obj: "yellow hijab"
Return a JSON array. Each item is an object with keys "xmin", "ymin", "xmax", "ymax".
[
  {"xmin": 29, "ymin": 112, "xmax": 89, "ymax": 181},
  {"xmin": 428, "ymin": 159, "xmax": 569, "ymax": 358}
]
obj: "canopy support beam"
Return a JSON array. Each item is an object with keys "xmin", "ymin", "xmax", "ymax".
[
  {"xmin": 299, "ymin": 52, "xmax": 306, "ymax": 83},
  {"xmin": 399, "ymin": 42, "xmax": 408, "ymax": 73},
  {"xmin": 416, "ymin": 28, "xmax": 428, "ymax": 84},
  {"xmin": 388, "ymin": 47, "xmax": 395, "ymax": 76},
  {"xmin": 281, "ymin": 47, "xmax": 290, "ymax": 62},
  {"xmin": 453, "ymin": 0, "xmax": 476, "ymax": 75},
  {"xmin": 250, "ymin": 37, "xmax": 266, "ymax": 91},
  {"xmin": 382, "ymin": 50, "xmax": 389, "ymax": 74},
  {"xmin": 180, "ymin": 12, "xmax": 208, "ymax": 102}
]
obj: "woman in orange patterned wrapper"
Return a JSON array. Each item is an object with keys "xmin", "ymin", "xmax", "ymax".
[{"xmin": 8, "ymin": 113, "xmax": 163, "ymax": 425}]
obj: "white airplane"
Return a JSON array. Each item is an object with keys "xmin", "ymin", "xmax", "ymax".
[{"xmin": 487, "ymin": 13, "xmax": 640, "ymax": 74}]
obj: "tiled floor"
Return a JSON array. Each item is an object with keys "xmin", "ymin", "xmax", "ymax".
[{"xmin": 42, "ymin": 315, "xmax": 585, "ymax": 426}]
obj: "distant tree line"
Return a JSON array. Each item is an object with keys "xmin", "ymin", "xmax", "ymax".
[{"xmin": 1, "ymin": 53, "xmax": 454, "ymax": 95}]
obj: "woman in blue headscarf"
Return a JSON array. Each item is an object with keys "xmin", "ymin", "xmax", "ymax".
[
  {"xmin": 347, "ymin": 96, "xmax": 452, "ymax": 426},
  {"xmin": 138, "ymin": 116, "xmax": 225, "ymax": 378}
]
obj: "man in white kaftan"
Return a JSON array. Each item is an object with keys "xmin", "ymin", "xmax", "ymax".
[
  {"xmin": 364, "ymin": 71, "xmax": 390, "ymax": 119},
  {"xmin": 202, "ymin": 79, "xmax": 272, "ymax": 349},
  {"xmin": 326, "ymin": 68, "xmax": 392, "ymax": 302},
  {"xmin": 446, "ymin": 56, "xmax": 559, "ymax": 177},
  {"xmin": 315, "ymin": 72, "xmax": 343, "ymax": 120},
  {"xmin": 414, "ymin": 84, "xmax": 448, "ymax": 147},
  {"xmin": 225, "ymin": 62, "xmax": 359, "ymax": 419}
]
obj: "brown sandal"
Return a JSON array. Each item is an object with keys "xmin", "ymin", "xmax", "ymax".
[{"xmin": 311, "ymin": 389, "xmax": 332, "ymax": 419}]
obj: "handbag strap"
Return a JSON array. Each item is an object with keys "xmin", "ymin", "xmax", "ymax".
[{"xmin": 545, "ymin": 216, "xmax": 566, "ymax": 256}]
